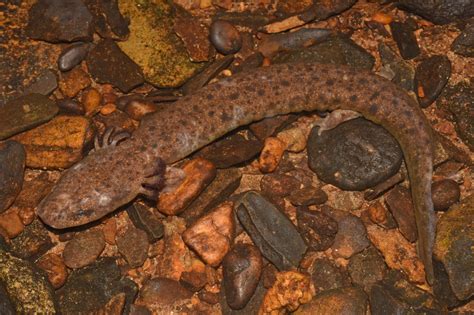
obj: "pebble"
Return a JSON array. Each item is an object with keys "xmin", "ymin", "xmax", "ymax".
[
  {"xmin": 57, "ymin": 257, "xmax": 137, "ymax": 314},
  {"xmin": 452, "ymin": 22, "xmax": 474, "ymax": 57},
  {"xmin": 100, "ymin": 103, "xmax": 116, "ymax": 115},
  {"xmin": 0, "ymin": 210, "xmax": 24, "ymax": 238},
  {"xmin": 398, "ymin": 0, "xmax": 474, "ymax": 24},
  {"xmin": 58, "ymin": 42, "xmax": 90, "ymax": 71},
  {"xmin": 276, "ymin": 127, "xmax": 307, "ymax": 153},
  {"xmin": 296, "ymin": 207, "xmax": 338, "ymax": 251},
  {"xmin": 158, "ymin": 158, "xmax": 216, "ymax": 215},
  {"xmin": 258, "ymin": 137, "xmax": 286, "ymax": 173},
  {"xmin": 138, "ymin": 277, "xmax": 193, "ymax": 306},
  {"xmin": 124, "ymin": 99, "xmax": 159, "ymax": 120},
  {"xmin": 378, "ymin": 42, "xmax": 415, "ymax": 91},
  {"xmin": 367, "ymin": 200, "xmax": 397, "ymax": 229},
  {"xmin": 116, "ymin": 227, "xmax": 149, "ymax": 268},
  {"xmin": 260, "ymin": 173, "xmax": 301, "ymax": 198},
  {"xmin": 348, "ymin": 247, "xmax": 388, "ymax": 292},
  {"xmin": 307, "ymin": 118, "xmax": 402, "ymax": 190},
  {"xmin": 196, "ymin": 132, "xmax": 262, "ymax": 168},
  {"xmin": 431, "ymin": 179, "xmax": 460, "ymax": 211},
  {"xmin": 36, "ymin": 253, "xmax": 68, "ymax": 289},
  {"xmin": 182, "ymin": 202, "xmax": 234, "ymax": 267},
  {"xmin": 0, "ymin": 141, "xmax": 25, "ymax": 212},
  {"xmin": 85, "ymin": 0, "xmax": 129, "ymax": 40},
  {"xmin": 389, "ymin": 21, "xmax": 420, "ymax": 60},
  {"xmin": 434, "ymin": 193, "xmax": 473, "ymax": 301},
  {"xmin": 18, "ymin": 207, "xmax": 35, "ymax": 226},
  {"xmin": 26, "ymin": 0, "xmax": 94, "ymax": 42},
  {"xmin": 209, "ymin": 20, "xmax": 242, "ymax": 55},
  {"xmin": 87, "ymin": 39, "xmax": 144, "ymax": 93},
  {"xmin": 126, "ymin": 202, "xmax": 164, "ymax": 242},
  {"xmin": 223, "ymin": 244, "xmax": 263, "ymax": 310},
  {"xmin": 236, "ymin": 191, "xmax": 307, "ymax": 270},
  {"xmin": 102, "ymin": 218, "xmax": 117, "ymax": 245},
  {"xmin": 432, "ymin": 259, "xmax": 462, "ymax": 308},
  {"xmin": 0, "ymin": 94, "xmax": 58, "ymax": 140},
  {"xmin": 0, "ymin": 282, "xmax": 15, "ymax": 314},
  {"xmin": 179, "ymin": 259, "xmax": 207, "ymax": 292},
  {"xmin": 58, "ymin": 67, "xmax": 92, "ymax": 98},
  {"xmin": 310, "ymin": 258, "xmax": 351, "ymax": 292},
  {"xmin": 415, "ymin": 55, "xmax": 451, "ymax": 108},
  {"xmin": 81, "ymin": 87, "xmax": 102, "ymax": 116},
  {"xmin": 385, "ymin": 186, "xmax": 417, "ymax": 242},
  {"xmin": 9, "ymin": 173, "xmax": 53, "ymax": 217},
  {"xmin": 0, "ymin": 251, "xmax": 57, "ymax": 314},
  {"xmin": 12, "ymin": 115, "xmax": 93, "ymax": 169},
  {"xmin": 63, "ymin": 229, "xmax": 105, "ymax": 269},
  {"xmin": 57, "ymin": 98, "xmax": 85, "ymax": 115},
  {"xmin": 10, "ymin": 219, "xmax": 53, "ymax": 261},
  {"xmin": 295, "ymin": 286, "xmax": 368, "ymax": 315},
  {"xmin": 174, "ymin": 16, "xmax": 213, "ymax": 62},
  {"xmin": 23, "ymin": 69, "xmax": 58, "ymax": 96},
  {"xmin": 288, "ymin": 186, "xmax": 328, "ymax": 207}
]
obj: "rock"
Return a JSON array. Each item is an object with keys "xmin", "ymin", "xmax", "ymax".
[
  {"xmin": 0, "ymin": 94, "xmax": 58, "ymax": 140},
  {"xmin": 219, "ymin": 280, "xmax": 267, "ymax": 315},
  {"xmin": 0, "ymin": 210, "xmax": 24, "ymax": 238},
  {"xmin": 307, "ymin": 118, "xmax": 402, "ymax": 191},
  {"xmin": 434, "ymin": 194, "xmax": 474, "ymax": 301},
  {"xmin": 431, "ymin": 179, "xmax": 460, "ymax": 211},
  {"xmin": 432, "ymin": 259, "xmax": 463, "ymax": 309},
  {"xmin": 57, "ymin": 257, "xmax": 138, "ymax": 314},
  {"xmin": 58, "ymin": 43, "xmax": 90, "ymax": 72},
  {"xmin": 36, "ymin": 253, "xmax": 68, "ymax": 289},
  {"xmin": 369, "ymin": 270, "xmax": 444, "ymax": 314},
  {"xmin": 348, "ymin": 247, "xmax": 388, "ymax": 293},
  {"xmin": 0, "ymin": 251, "xmax": 57, "ymax": 313},
  {"xmin": 63, "ymin": 229, "xmax": 106, "ymax": 269},
  {"xmin": 26, "ymin": 0, "xmax": 94, "ymax": 43},
  {"xmin": 415, "ymin": 55, "xmax": 451, "ymax": 108},
  {"xmin": 258, "ymin": 137, "xmax": 286, "ymax": 173},
  {"xmin": 84, "ymin": 0, "xmax": 129, "ymax": 40},
  {"xmin": 210, "ymin": 20, "xmax": 242, "ymax": 55},
  {"xmin": 87, "ymin": 39, "xmax": 144, "ymax": 93},
  {"xmin": 179, "ymin": 259, "xmax": 208, "ymax": 292},
  {"xmin": 260, "ymin": 173, "xmax": 301, "ymax": 199},
  {"xmin": 23, "ymin": 69, "xmax": 58, "ymax": 96},
  {"xmin": 389, "ymin": 21, "xmax": 420, "ymax": 60},
  {"xmin": 183, "ymin": 202, "xmax": 234, "ymax": 267},
  {"xmin": 116, "ymin": 227, "xmax": 149, "ymax": 268},
  {"xmin": 9, "ymin": 173, "xmax": 54, "ymax": 218},
  {"xmin": 10, "ymin": 219, "xmax": 53, "ymax": 261},
  {"xmin": 296, "ymin": 207, "xmax": 338, "ymax": 251},
  {"xmin": 0, "ymin": 282, "xmax": 15, "ymax": 315},
  {"xmin": 273, "ymin": 35, "xmax": 375, "ymax": 70},
  {"xmin": 81, "ymin": 87, "xmax": 102, "ymax": 116},
  {"xmin": 288, "ymin": 186, "xmax": 328, "ymax": 207},
  {"xmin": 310, "ymin": 258, "xmax": 351, "ymax": 292},
  {"xmin": 385, "ymin": 186, "xmax": 417, "ymax": 242},
  {"xmin": 12, "ymin": 115, "xmax": 93, "ymax": 169},
  {"xmin": 158, "ymin": 158, "xmax": 216, "ymax": 216},
  {"xmin": 452, "ymin": 22, "xmax": 474, "ymax": 57},
  {"xmin": 124, "ymin": 99, "xmax": 159, "ymax": 120},
  {"xmin": 236, "ymin": 191, "xmax": 307, "ymax": 270},
  {"xmin": 174, "ymin": 15, "xmax": 213, "ymax": 62},
  {"xmin": 276, "ymin": 127, "xmax": 307, "ymax": 153},
  {"xmin": 0, "ymin": 141, "xmax": 25, "ymax": 213},
  {"xmin": 126, "ymin": 202, "xmax": 164, "ymax": 242},
  {"xmin": 222, "ymin": 244, "xmax": 262, "ymax": 310},
  {"xmin": 102, "ymin": 218, "xmax": 117, "ymax": 245},
  {"xmin": 57, "ymin": 98, "xmax": 85, "ymax": 115},
  {"xmin": 367, "ymin": 224, "xmax": 426, "ymax": 284},
  {"xmin": 249, "ymin": 114, "xmax": 298, "ymax": 141},
  {"xmin": 367, "ymin": 201, "xmax": 397, "ymax": 229},
  {"xmin": 116, "ymin": 0, "xmax": 204, "ymax": 88},
  {"xmin": 397, "ymin": 0, "xmax": 474, "ymax": 25},
  {"xmin": 59, "ymin": 67, "xmax": 92, "ymax": 98},
  {"xmin": 378, "ymin": 42, "xmax": 415, "ymax": 91},
  {"xmin": 199, "ymin": 290, "xmax": 220, "ymax": 305},
  {"xmin": 259, "ymin": 271, "xmax": 315, "ymax": 314},
  {"xmin": 138, "ymin": 277, "xmax": 192, "ymax": 305},
  {"xmin": 295, "ymin": 286, "xmax": 368, "ymax": 315},
  {"xmin": 196, "ymin": 132, "xmax": 262, "ymax": 168}
]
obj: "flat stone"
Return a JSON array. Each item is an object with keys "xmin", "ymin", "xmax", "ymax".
[
  {"xmin": 175, "ymin": 15, "xmax": 213, "ymax": 62},
  {"xmin": 87, "ymin": 39, "xmax": 144, "ymax": 93},
  {"xmin": 398, "ymin": 0, "xmax": 474, "ymax": 25},
  {"xmin": 36, "ymin": 253, "xmax": 68, "ymax": 289},
  {"xmin": 236, "ymin": 191, "xmax": 307, "ymax": 270},
  {"xmin": 0, "ymin": 251, "xmax": 57, "ymax": 313},
  {"xmin": 310, "ymin": 258, "xmax": 351, "ymax": 292},
  {"xmin": 10, "ymin": 172, "xmax": 54, "ymax": 212},
  {"xmin": 288, "ymin": 186, "xmax": 328, "ymax": 207},
  {"xmin": 23, "ymin": 70, "xmax": 58, "ymax": 96},
  {"xmin": 307, "ymin": 118, "xmax": 402, "ymax": 191},
  {"xmin": 26, "ymin": 0, "xmax": 94, "ymax": 43},
  {"xmin": 348, "ymin": 247, "xmax": 388, "ymax": 293},
  {"xmin": 63, "ymin": 229, "xmax": 105, "ymax": 269},
  {"xmin": 452, "ymin": 22, "xmax": 474, "ymax": 57},
  {"xmin": 116, "ymin": 227, "xmax": 149, "ymax": 268},
  {"xmin": 296, "ymin": 206, "xmax": 338, "ymax": 251},
  {"xmin": 138, "ymin": 277, "xmax": 193, "ymax": 306},
  {"xmin": 432, "ymin": 259, "xmax": 463, "ymax": 309},
  {"xmin": 84, "ymin": 0, "xmax": 129, "ymax": 40},
  {"xmin": 431, "ymin": 179, "xmax": 460, "ymax": 212},
  {"xmin": 415, "ymin": 55, "xmax": 451, "ymax": 108},
  {"xmin": 0, "ymin": 141, "xmax": 25, "ymax": 213},
  {"xmin": 389, "ymin": 21, "xmax": 420, "ymax": 60},
  {"xmin": 385, "ymin": 186, "xmax": 417, "ymax": 242},
  {"xmin": 0, "ymin": 211, "xmax": 24, "ymax": 238},
  {"xmin": 0, "ymin": 94, "xmax": 58, "ymax": 140},
  {"xmin": 260, "ymin": 173, "xmax": 301, "ymax": 199},
  {"xmin": 249, "ymin": 114, "xmax": 298, "ymax": 142},
  {"xmin": 126, "ymin": 202, "xmax": 164, "ymax": 242},
  {"xmin": 58, "ymin": 67, "xmax": 91, "ymax": 98},
  {"xmin": 10, "ymin": 219, "xmax": 53, "ymax": 261},
  {"xmin": 434, "ymin": 194, "xmax": 474, "ymax": 301}
]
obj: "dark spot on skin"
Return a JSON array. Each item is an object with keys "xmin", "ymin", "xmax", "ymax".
[
  {"xmin": 258, "ymin": 89, "xmax": 265, "ymax": 96},
  {"xmin": 178, "ymin": 119, "xmax": 188, "ymax": 126},
  {"xmin": 360, "ymin": 78, "xmax": 369, "ymax": 85},
  {"xmin": 370, "ymin": 91, "xmax": 380, "ymax": 101},
  {"xmin": 208, "ymin": 110, "xmax": 215, "ymax": 117},
  {"xmin": 245, "ymin": 85, "xmax": 256, "ymax": 93},
  {"xmin": 369, "ymin": 104, "xmax": 378, "ymax": 115},
  {"xmin": 349, "ymin": 95, "xmax": 358, "ymax": 102},
  {"xmin": 140, "ymin": 146, "xmax": 146, "ymax": 152},
  {"xmin": 220, "ymin": 112, "xmax": 232, "ymax": 122},
  {"xmin": 403, "ymin": 110, "xmax": 412, "ymax": 118},
  {"xmin": 326, "ymin": 79, "xmax": 335, "ymax": 86},
  {"xmin": 206, "ymin": 94, "xmax": 214, "ymax": 100},
  {"xmin": 332, "ymin": 97, "xmax": 341, "ymax": 105},
  {"xmin": 281, "ymin": 80, "xmax": 290, "ymax": 87},
  {"xmin": 229, "ymin": 92, "xmax": 239, "ymax": 100},
  {"xmin": 148, "ymin": 125, "xmax": 156, "ymax": 131},
  {"xmin": 152, "ymin": 144, "xmax": 158, "ymax": 149},
  {"xmin": 318, "ymin": 95, "xmax": 327, "ymax": 103},
  {"xmin": 392, "ymin": 100, "xmax": 400, "ymax": 108}
]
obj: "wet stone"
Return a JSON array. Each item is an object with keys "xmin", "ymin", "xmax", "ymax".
[
  {"xmin": 223, "ymin": 244, "xmax": 263, "ymax": 310},
  {"xmin": 431, "ymin": 179, "xmax": 460, "ymax": 212},
  {"xmin": 84, "ymin": 0, "xmax": 129, "ymax": 40},
  {"xmin": 389, "ymin": 21, "xmax": 420, "ymax": 60},
  {"xmin": 432, "ymin": 259, "xmax": 463, "ymax": 309},
  {"xmin": 36, "ymin": 253, "xmax": 68, "ymax": 289},
  {"xmin": 179, "ymin": 261, "xmax": 207, "ymax": 292},
  {"xmin": 58, "ymin": 42, "xmax": 90, "ymax": 72},
  {"xmin": 415, "ymin": 55, "xmax": 451, "ymax": 108},
  {"xmin": 0, "ymin": 94, "xmax": 58, "ymax": 140},
  {"xmin": 310, "ymin": 258, "xmax": 351, "ymax": 292},
  {"xmin": 0, "ymin": 211, "xmax": 24, "ymax": 239},
  {"xmin": 138, "ymin": 277, "xmax": 193, "ymax": 305},
  {"xmin": 196, "ymin": 132, "xmax": 263, "ymax": 169},
  {"xmin": 58, "ymin": 67, "xmax": 91, "ymax": 98},
  {"xmin": 23, "ymin": 69, "xmax": 58, "ymax": 96},
  {"xmin": 10, "ymin": 219, "xmax": 53, "ymax": 261},
  {"xmin": 378, "ymin": 42, "xmax": 415, "ymax": 91},
  {"xmin": 0, "ymin": 141, "xmax": 25, "ymax": 213},
  {"xmin": 26, "ymin": 0, "xmax": 94, "ymax": 43},
  {"xmin": 63, "ymin": 229, "xmax": 105, "ymax": 269},
  {"xmin": 367, "ymin": 201, "xmax": 397, "ymax": 229},
  {"xmin": 307, "ymin": 118, "xmax": 402, "ymax": 191},
  {"xmin": 348, "ymin": 247, "xmax": 388, "ymax": 293},
  {"xmin": 0, "ymin": 251, "xmax": 57, "ymax": 314},
  {"xmin": 220, "ymin": 280, "xmax": 266, "ymax": 315},
  {"xmin": 126, "ymin": 202, "xmax": 164, "ymax": 242},
  {"xmin": 116, "ymin": 227, "xmax": 149, "ymax": 268},
  {"xmin": 434, "ymin": 194, "xmax": 474, "ymax": 301},
  {"xmin": 260, "ymin": 173, "xmax": 301, "ymax": 199},
  {"xmin": 210, "ymin": 20, "xmax": 242, "ymax": 55},
  {"xmin": 398, "ymin": 0, "xmax": 474, "ymax": 25},
  {"xmin": 385, "ymin": 186, "xmax": 417, "ymax": 242},
  {"xmin": 10, "ymin": 173, "xmax": 54, "ymax": 214},
  {"xmin": 288, "ymin": 186, "xmax": 328, "ymax": 207},
  {"xmin": 236, "ymin": 191, "xmax": 307, "ymax": 270},
  {"xmin": 296, "ymin": 207, "xmax": 338, "ymax": 251},
  {"xmin": 57, "ymin": 257, "xmax": 138, "ymax": 314},
  {"xmin": 452, "ymin": 22, "xmax": 474, "ymax": 57}
]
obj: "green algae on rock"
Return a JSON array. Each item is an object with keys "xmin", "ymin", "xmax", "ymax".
[{"xmin": 117, "ymin": 0, "xmax": 204, "ymax": 87}]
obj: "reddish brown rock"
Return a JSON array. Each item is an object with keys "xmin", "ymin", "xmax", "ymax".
[
  {"xmin": 174, "ymin": 16, "xmax": 213, "ymax": 62},
  {"xmin": 258, "ymin": 137, "xmax": 286, "ymax": 173},
  {"xmin": 0, "ymin": 210, "xmax": 24, "ymax": 238},
  {"xmin": 260, "ymin": 173, "xmax": 301, "ymax": 198},
  {"xmin": 81, "ymin": 87, "xmax": 102, "ymax": 116},
  {"xmin": 102, "ymin": 218, "xmax": 117, "ymax": 245},
  {"xmin": 116, "ymin": 227, "xmax": 149, "ymax": 268},
  {"xmin": 295, "ymin": 286, "xmax": 368, "ymax": 314},
  {"xmin": 59, "ymin": 67, "xmax": 91, "ymax": 98},
  {"xmin": 179, "ymin": 259, "xmax": 208, "ymax": 292},
  {"xmin": 385, "ymin": 186, "xmax": 417, "ymax": 242},
  {"xmin": 431, "ymin": 179, "xmax": 460, "ymax": 211},
  {"xmin": 63, "ymin": 229, "xmax": 105, "ymax": 269},
  {"xmin": 36, "ymin": 253, "xmax": 68, "ymax": 289},
  {"xmin": 18, "ymin": 207, "xmax": 36, "ymax": 226},
  {"xmin": 137, "ymin": 277, "xmax": 193, "ymax": 306},
  {"xmin": 124, "ymin": 99, "xmax": 159, "ymax": 120},
  {"xmin": 367, "ymin": 201, "xmax": 397, "ymax": 229},
  {"xmin": 288, "ymin": 186, "xmax": 328, "ymax": 207}
]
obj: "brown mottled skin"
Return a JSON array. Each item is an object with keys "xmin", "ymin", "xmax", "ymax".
[{"xmin": 37, "ymin": 63, "xmax": 436, "ymax": 283}]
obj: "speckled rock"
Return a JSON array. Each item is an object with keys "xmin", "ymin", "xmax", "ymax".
[
  {"xmin": 0, "ymin": 250, "xmax": 57, "ymax": 313},
  {"xmin": 10, "ymin": 219, "xmax": 53, "ymax": 261},
  {"xmin": 296, "ymin": 206, "xmax": 338, "ymax": 251},
  {"xmin": 84, "ymin": 0, "xmax": 129, "ymax": 40},
  {"xmin": 36, "ymin": 253, "xmax": 68, "ymax": 289},
  {"xmin": 348, "ymin": 247, "xmax": 388, "ymax": 293},
  {"xmin": 308, "ymin": 118, "xmax": 402, "ymax": 191},
  {"xmin": 23, "ymin": 69, "xmax": 58, "ymax": 96},
  {"xmin": 434, "ymin": 194, "xmax": 474, "ymax": 301},
  {"xmin": 0, "ymin": 141, "xmax": 25, "ymax": 213},
  {"xmin": 415, "ymin": 55, "xmax": 451, "ymax": 108},
  {"xmin": 63, "ymin": 229, "xmax": 106, "ymax": 269},
  {"xmin": 58, "ymin": 67, "xmax": 91, "ymax": 98},
  {"xmin": 116, "ymin": 227, "xmax": 149, "ymax": 268},
  {"xmin": 310, "ymin": 258, "xmax": 351, "ymax": 292},
  {"xmin": 398, "ymin": 0, "xmax": 474, "ymax": 24},
  {"xmin": 0, "ymin": 282, "xmax": 15, "ymax": 315}
]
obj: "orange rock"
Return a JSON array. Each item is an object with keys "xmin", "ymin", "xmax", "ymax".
[
  {"xmin": 124, "ymin": 99, "xmax": 159, "ymax": 120},
  {"xmin": 158, "ymin": 158, "xmax": 216, "ymax": 215},
  {"xmin": 0, "ymin": 210, "xmax": 24, "ymax": 238},
  {"xmin": 36, "ymin": 253, "xmax": 68, "ymax": 289},
  {"xmin": 371, "ymin": 12, "xmax": 393, "ymax": 25},
  {"xmin": 277, "ymin": 127, "xmax": 307, "ymax": 153},
  {"xmin": 81, "ymin": 88, "xmax": 102, "ymax": 116},
  {"xmin": 368, "ymin": 201, "xmax": 391, "ymax": 226},
  {"xmin": 258, "ymin": 137, "xmax": 286, "ymax": 173},
  {"xmin": 17, "ymin": 206, "xmax": 36, "ymax": 225},
  {"xmin": 182, "ymin": 202, "xmax": 234, "ymax": 267},
  {"xmin": 59, "ymin": 67, "xmax": 91, "ymax": 98},
  {"xmin": 100, "ymin": 103, "xmax": 117, "ymax": 116},
  {"xmin": 102, "ymin": 218, "xmax": 117, "ymax": 245}
]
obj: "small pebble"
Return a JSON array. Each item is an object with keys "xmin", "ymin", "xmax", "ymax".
[
  {"xmin": 18, "ymin": 207, "xmax": 36, "ymax": 226},
  {"xmin": 23, "ymin": 70, "xmax": 58, "ymax": 96},
  {"xmin": 287, "ymin": 186, "xmax": 328, "ymax": 206},
  {"xmin": 260, "ymin": 173, "xmax": 301, "ymax": 198},
  {"xmin": 276, "ymin": 127, "xmax": 307, "ymax": 153},
  {"xmin": 58, "ymin": 43, "xmax": 90, "ymax": 72},
  {"xmin": 59, "ymin": 67, "xmax": 91, "ymax": 98},
  {"xmin": 367, "ymin": 201, "xmax": 397, "ymax": 229},
  {"xmin": 297, "ymin": 206, "xmax": 338, "ymax": 251},
  {"xmin": 62, "ymin": 229, "xmax": 105, "ymax": 269},
  {"xmin": 102, "ymin": 218, "xmax": 117, "ymax": 245},
  {"xmin": 385, "ymin": 186, "xmax": 417, "ymax": 242},
  {"xmin": 138, "ymin": 277, "xmax": 193, "ymax": 305},
  {"xmin": 209, "ymin": 20, "xmax": 242, "ymax": 55},
  {"xmin": 296, "ymin": 286, "xmax": 368, "ymax": 314},
  {"xmin": 372, "ymin": 12, "xmax": 392, "ymax": 25},
  {"xmin": 348, "ymin": 247, "xmax": 388, "ymax": 292},
  {"xmin": 310, "ymin": 258, "xmax": 351, "ymax": 292},
  {"xmin": 100, "ymin": 103, "xmax": 116, "ymax": 115},
  {"xmin": 81, "ymin": 87, "xmax": 102, "ymax": 116},
  {"xmin": 389, "ymin": 21, "xmax": 420, "ymax": 60},
  {"xmin": 124, "ymin": 99, "xmax": 158, "ymax": 120},
  {"xmin": 57, "ymin": 98, "xmax": 85, "ymax": 115},
  {"xmin": 258, "ymin": 137, "xmax": 286, "ymax": 173},
  {"xmin": 116, "ymin": 227, "xmax": 149, "ymax": 268},
  {"xmin": 126, "ymin": 202, "xmax": 164, "ymax": 242},
  {"xmin": 415, "ymin": 55, "xmax": 451, "ymax": 108},
  {"xmin": 431, "ymin": 179, "xmax": 460, "ymax": 211},
  {"xmin": 36, "ymin": 253, "xmax": 67, "ymax": 289},
  {"xmin": 0, "ymin": 210, "xmax": 24, "ymax": 238}
]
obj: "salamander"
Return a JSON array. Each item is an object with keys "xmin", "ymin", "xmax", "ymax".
[{"xmin": 36, "ymin": 63, "xmax": 436, "ymax": 283}]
